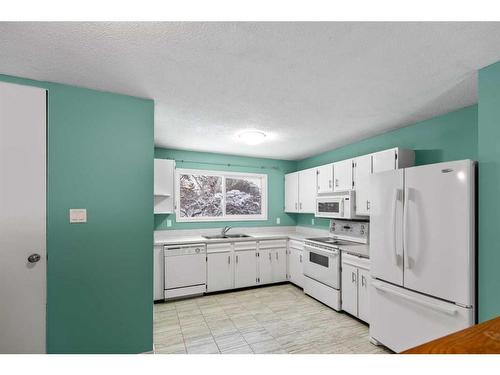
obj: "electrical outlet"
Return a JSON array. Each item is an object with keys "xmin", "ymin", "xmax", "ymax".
[
  {"xmin": 311, "ymin": 218, "xmax": 315, "ymax": 225},
  {"xmin": 69, "ymin": 209, "xmax": 87, "ymax": 223},
  {"xmin": 166, "ymin": 219, "xmax": 172, "ymax": 227},
  {"xmin": 276, "ymin": 217, "xmax": 281, "ymax": 225}
]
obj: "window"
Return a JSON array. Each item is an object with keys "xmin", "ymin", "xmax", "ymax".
[{"xmin": 176, "ymin": 169, "xmax": 267, "ymax": 221}]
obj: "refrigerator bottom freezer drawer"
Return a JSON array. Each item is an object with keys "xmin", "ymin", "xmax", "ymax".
[{"xmin": 369, "ymin": 280, "xmax": 474, "ymax": 353}]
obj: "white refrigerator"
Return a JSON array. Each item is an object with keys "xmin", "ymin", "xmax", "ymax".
[{"xmin": 369, "ymin": 160, "xmax": 476, "ymax": 353}]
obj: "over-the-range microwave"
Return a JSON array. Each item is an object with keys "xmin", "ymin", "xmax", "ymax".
[{"xmin": 315, "ymin": 190, "xmax": 365, "ymax": 219}]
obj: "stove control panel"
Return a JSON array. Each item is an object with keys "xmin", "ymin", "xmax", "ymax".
[{"xmin": 330, "ymin": 219, "xmax": 369, "ymax": 243}]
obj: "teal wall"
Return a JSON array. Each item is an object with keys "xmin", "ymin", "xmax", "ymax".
[
  {"xmin": 154, "ymin": 148, "xmax": 297, "ymax": 230},
  {"xmin": 295, "ymin": 105, "xmax": 479, "ymax": 229},
  {"xmin": 478, "ymin": 61, "xmax": 500, "ymax": 322},
  {"xmin": 0, "ymin": 74, "xmax": 154, "ymax": 353}
]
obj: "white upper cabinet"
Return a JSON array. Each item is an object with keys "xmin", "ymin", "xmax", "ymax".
[
  {"xmin": 316, "ymin": 163, "xmax": 334, "ymax": 194},
  {"xmin": 372, "ymin": 147, "xmax": 415, "ymax": 174},
  {"xmin": 372, "ymin": 149, "xmax": 397, "ymax": 174},
  {"xmin": 353, "ymin": 154, "xmax": 372, "ymax": 216},
  {"xmin": 284, "ymin": 172, "xmax": 299, "ymax": 212},
  {"xmin": 333, "ymin": 159, "xmax": 353, "ymax": 191},
  {"xmin": 298, "ymin": 167, "xmax": 316, "ymax": 213},
  {"xmin": 154, "ymin": 158, "xmax": 175, "ymax": 214},
  {"xmin": 285, "ymin": 168, "xmax": 316, "ymax": 213}
]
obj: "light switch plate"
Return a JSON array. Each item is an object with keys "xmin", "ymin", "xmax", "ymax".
[
  {"xmin": 276, "ymin": 217, "xmax": 280, "ymax": 224},
  {"xmin": 166, "ymin": 219, "xmax": 172, "ymax": 227},
  {"xmin": 69, "ymin": 209, "xmax": 87, "ymax": 223}
]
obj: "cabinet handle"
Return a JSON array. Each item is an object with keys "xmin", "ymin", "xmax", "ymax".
[
  {"xmin": 236, "ymin": 255, "xmax": 238, "ymax": 264},
  {"xmin": 299, "ymin": 254, "xmax": 302, "ymax": 263},
  {"xmin": 269, "ymin": 252, "xmax": 271, "ymax": 261},
  {"xmin": 361, "ymin": 275, "xmax": 365, "ymax": 287},
  {"xmin": 329, "ymin": 180, "xmax": 332, "ymax": 188},
  {"xmin": 352, "ymin": 272, "xmax": 356, "ymax": 283},
  {"xmin": 367, "ymin": 201, "xmax": 370, "ymax": 211},
  {"xmin": 276, "ymin": 252, "xmax": 278, "ymax": 260},
  {"xmin": 299, "ymin": 202, "xmax": 302, "ymax": 210},
  {"xmin": 228, "ymin": 255, "xmax": 231, "ymax": 264},
  {"xmin": 295, "ymin": 202, "xmax": 298, "ymax": 210},
  {"xmin": 335, "ymin": 179, "xmax": 339, "ymax": 187}
]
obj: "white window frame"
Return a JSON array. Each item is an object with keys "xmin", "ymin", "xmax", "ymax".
[{"xmin": 175, "ymin": 168, "xmax": 268, "ymax": 222}]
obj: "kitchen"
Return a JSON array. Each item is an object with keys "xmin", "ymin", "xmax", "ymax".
[
  {"xmin": 153, "ymin": 145, "xmax": 475, "ymax": 354},
  {"xmin": 1, "ymin": 17, "xmax": 500, "ymax": 366}
]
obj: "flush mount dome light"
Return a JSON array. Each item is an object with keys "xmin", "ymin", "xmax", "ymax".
[{"xmin": 238, "ymin": 130, "xmax": 267, "ymax": 145}]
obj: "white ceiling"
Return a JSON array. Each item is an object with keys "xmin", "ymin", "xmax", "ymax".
[{"xmin": 1, "ymin": 22, "xmax": 500, "ymax": 160}]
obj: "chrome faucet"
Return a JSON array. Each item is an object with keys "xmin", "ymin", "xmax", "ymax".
[{"xmin": 221, "ymin": 226, "xmax": 233, "ymax": 237}]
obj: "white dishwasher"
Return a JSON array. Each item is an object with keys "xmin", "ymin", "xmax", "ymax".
[{"xmin": 164, "ymin": 243, "xmax": 206, "ymax": 300}]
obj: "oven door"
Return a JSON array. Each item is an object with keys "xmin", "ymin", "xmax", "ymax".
[
  {"xmin": 303, "ymin": 245, "xmax": 340, "ymax": 289},
  {"xmin": 316, "ymin": 198, "xmax": 344, "ymax": 218}
]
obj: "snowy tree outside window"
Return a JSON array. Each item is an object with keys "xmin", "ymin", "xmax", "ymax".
[{"xmin": 176, "ymin": 169, "xmax": 267, "ymax": 221}]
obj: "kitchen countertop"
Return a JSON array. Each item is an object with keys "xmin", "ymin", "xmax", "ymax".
[{"xmin": 154, "ymin": 226, "xmax": 328, "ymax": 246}]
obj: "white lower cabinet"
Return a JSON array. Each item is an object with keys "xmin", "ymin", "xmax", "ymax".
[
  {"xmin": 288, "ymin": 240, "xmax": 304, "ymax": 288},
  {"xmin": 258, "ymin": 240, "xmax": 287, "ymax": 284},
  {"xmin": 207, "ymin": 243, "xmax": 234, "ymax": 292},
  {"xmin": 358, "ymin": 268, "xmax": 371, "ymax": 323},
  {"xmin": 341, "ymin": 253, "xmax": 370, "ymax": 323},
  {"xmin": 234, "ymin": 248, "xmax": 258, "ymax": 288}
]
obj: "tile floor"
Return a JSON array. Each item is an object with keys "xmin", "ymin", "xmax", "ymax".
[{"xmin": 153, "ymin": 283, "xmax": 391, "ymax": 354}]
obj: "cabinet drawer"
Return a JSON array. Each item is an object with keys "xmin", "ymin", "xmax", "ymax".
[
  {"xmin": 258, "ymin": 239, "xmax": 287, "ymax": 249},
  {"xmin": 207, "ymin": 242, "xmax": 232, "ymax": 253},
  {"xmin": 234, "ymin": 241, "xmax": 257, "ymax": 251},
  {"xmin": 342, "ymin": 253, "xmax": 370, "ymax": 271},
  {"xmin": 289, "ymin": 239, "xmax": 304, "ymax": 250}
]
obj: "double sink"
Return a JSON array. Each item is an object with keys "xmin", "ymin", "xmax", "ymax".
[{"xmin": 202, "ymin": 234, "xmax": 252, "ymax": 239}]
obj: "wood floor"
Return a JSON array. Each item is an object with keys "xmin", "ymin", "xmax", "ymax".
[{"xmin": 153, "ymin": 283, "xmax": 391, "ymax": 354}]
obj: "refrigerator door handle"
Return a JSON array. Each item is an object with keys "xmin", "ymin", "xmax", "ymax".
[
  {"xmin": 403, "ymin": 187, "xmax": 410, "ymax": 269},
  {"xmin": 392, "ymin": 188, "xmax": 402, "ymax": 265},
  {"xmin": 372, "ymin": 282, "xmax": 458, "ymax": 316}
]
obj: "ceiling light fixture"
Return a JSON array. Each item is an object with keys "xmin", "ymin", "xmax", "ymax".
[{"xmin": 238, "ymin": 130, "xmax": 267, "ymax": 145}]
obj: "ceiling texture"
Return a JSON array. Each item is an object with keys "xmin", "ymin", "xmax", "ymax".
[{"xmin": 1, "ymin": 22, "xmax": 500, "ymax": 160}]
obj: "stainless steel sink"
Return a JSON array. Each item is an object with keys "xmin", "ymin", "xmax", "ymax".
[{"xmin": 203, "ymin": 234, "xmax": 252, "ymax": 239}]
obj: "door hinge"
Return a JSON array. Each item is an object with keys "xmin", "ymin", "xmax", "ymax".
[
  {"xmin": 206, "ymin": 256, "xmax": 208, "ymax": 261},
  {"xmin": 352, "ymin": 180, "xmax": 355, "ymax": 188},
  {"xmin": 395, "ymin": 152, "xmax": 398, "ymax": 160}
]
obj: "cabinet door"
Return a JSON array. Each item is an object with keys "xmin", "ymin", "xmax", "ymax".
[
  {"xmin": 284, "ymin": 172, "xmax": 299, "ymax": 212},
  {"xmin": 354, "ymin": 154, "xmax": 372, "ymax": 216},
  {"xmin": 207, "ymin": 252, "xmax": 234, "ymax": 292},
  {"xmin": 333, "ymin": 159, "xmax": 353, "ymax": 191},
  {"xmin": 289, "ymin": 248, "xmax": 304, "ymax": 288},
  {"xmin": 272, "ymin": 248, "xmax": 287, "ymax": 282},
  {"xmin": 358, "ymin": 268, "xmax": 370, "ymax": 323},
  {"xmin": 234, "ymin": 250, "xmax": 258, "ymax": 288},
  {"xmin": 341, "ymin": 263, "xmax": 358, "ymax": 317},
  {"xmin": 258, "ymin": 249, "xmax": 273, "ymax": 285},
  {"xmin": 316, "ymin": 164, "xmax": 334, "ymax": 194},
  {"xmin": 372, "ymin": 148, "xmax": 396, "ymax": 174},
  {"xmin": 298, "ymin": 167, "xmax": 317, "ymax": 213}
]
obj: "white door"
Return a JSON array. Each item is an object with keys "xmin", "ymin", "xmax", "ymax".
[
  {"xmin": 354, "ymin": 154, "xmax": 372, "ymax": 215},
  {"xmin": 298, "ymin": 167, "xmax": 317, "ymax": 213},
  {"xmin": 284, "ymin": 172, "xmax": 299, "ymax": 212},
  {"xmin": 234, "ymin": 250, "xmax": 257, "ymax": 288},
  {"xmin": 370, "ymin": 280, "xmax": 474, "ymax": 353},
  {"xmin": 403, "ymin": 161, "xmax": 475, "ymax": 306},
  {"xmin": 370, "ymin": 169, "xmax": 404, "ymax": 286},
  {"xmin": 258, "ymin": 249, "xmax": 273, "ymax": 284},
  {"xmin": 316, "ymin": 164, "xmax": 334, "ymax": 194},
  {"xmin": 288, "ymin": 248, "xmax": 304, "ymax": 287},
  {"xmin": 358, "ymin": 268, "xmax": 370, "ymax": 323},
  {"xmin": 341, "ymin": 263, "xmax": 358, "ymax": 317},
  {"xmin": 333, "ymin": 159, "xmax": 353, "ymax": 191},
  {"xmin": 0, "ymin": 82, "xmax": 46, "ymax": 353},
  {"xmin": 372, "ymin": 149, "xmax": 396, "ymax": 174},
  {"xmin": 272, "ymin": 248, "xmax": 287, "ymax": 282},
  {"xmin": 207, "ymin": 251, "xmax": 234, "ymax": 292}
]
